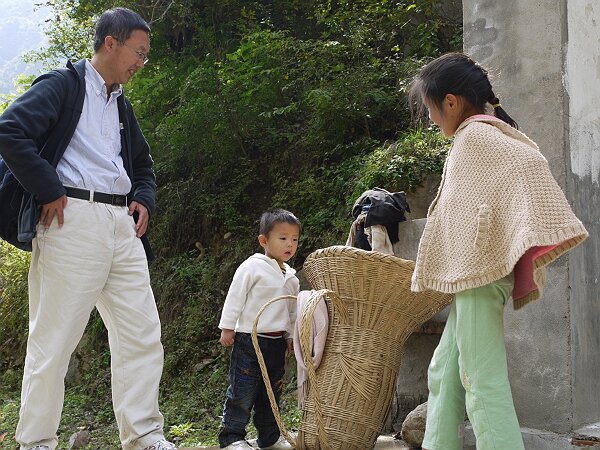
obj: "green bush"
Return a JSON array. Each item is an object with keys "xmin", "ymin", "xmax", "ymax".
[
  {"xmin": 148, "ymin": 30, "xmax": 442, "ymax": 259},
  {"xmin": 353, "ymin": 127, "xmax": 449, "ymax": 197},
  {"xmin": 0, "ymin": 243, "xmax": 30, "ymax": 373}
]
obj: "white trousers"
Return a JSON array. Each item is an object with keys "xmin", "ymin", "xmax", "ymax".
[{"xmin": 16, "ymin": 198, "xmax": 165, "ymax": 450}]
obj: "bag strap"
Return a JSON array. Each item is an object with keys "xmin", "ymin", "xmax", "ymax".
[{"xmin": 37, "ymin": 65, "xmax": 81, "ymax": 167}]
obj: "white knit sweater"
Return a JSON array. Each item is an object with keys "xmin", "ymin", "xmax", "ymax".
[
  {"xmin": 411, "ymin": 115, "xmax": 588, "ymax": 309},
  {"xmin": 219, "ymin": 253, "xmax": 299, "ymax": 335}
]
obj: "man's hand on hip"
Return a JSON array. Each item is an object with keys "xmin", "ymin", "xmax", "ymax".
[
  {"xmin": 40, "ymin": 195, "xmax": 68, "ymax": 228},
  {"xmin": 128, "ymin": 201, "xmax": 149, "ymax": 237}
]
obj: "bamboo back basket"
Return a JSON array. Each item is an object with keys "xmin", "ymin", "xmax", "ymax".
[{"xmin": 252, "ymin": 245, "xmax": 452, "ymax": 450}]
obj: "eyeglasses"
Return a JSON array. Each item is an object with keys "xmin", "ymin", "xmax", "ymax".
[{"xmin": 122, "ymin": 43, "xmax": 149, "ymax": 65}]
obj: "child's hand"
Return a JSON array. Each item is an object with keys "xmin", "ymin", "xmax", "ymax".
[
  {"xmin": 220, "ymin": 329, "xmax": 236, "ymax": 347},
  {"xmin": 287, "ymin": 339, "xmax": 294, "ymax": 356}
]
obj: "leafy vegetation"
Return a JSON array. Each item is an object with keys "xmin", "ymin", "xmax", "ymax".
[
  {"xmin": 0, "ymin": 0, "xmax": 458, "ymax": 447},
  {"xmin": 0, "ymin": 242, "xmax": 29, "ymax": 374}
]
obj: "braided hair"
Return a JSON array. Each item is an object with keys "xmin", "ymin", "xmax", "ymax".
[{"xmin": 409, "ymin": 52, "xmax": 518, "ymax": 129}]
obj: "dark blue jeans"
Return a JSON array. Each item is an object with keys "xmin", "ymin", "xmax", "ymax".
[{"xmin": 219, "ymin": 332, "xmax": 286, "ymax": 448}]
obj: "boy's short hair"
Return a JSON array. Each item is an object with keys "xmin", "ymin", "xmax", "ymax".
[{"xmin": 259, "ymin": 209, "xmax": 302, "ymax": 236}]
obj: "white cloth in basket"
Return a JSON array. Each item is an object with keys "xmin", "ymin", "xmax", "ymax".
[{"xmin": 293, "ymin": 290, "xmax": 329, "ymax": 408}]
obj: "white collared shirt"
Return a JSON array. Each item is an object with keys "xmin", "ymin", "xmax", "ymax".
[{"xmin": 56, "ymin": 60, "xmax": 132, "ymax": 195}]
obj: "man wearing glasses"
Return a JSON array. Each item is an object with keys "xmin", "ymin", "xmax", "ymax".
[{"xmin": 0, "ymin": 7, "xmax": 174, "ymax": 450}]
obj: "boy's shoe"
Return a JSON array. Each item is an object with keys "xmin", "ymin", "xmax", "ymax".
[
  {"xmin": 259, "ymin": 435, "xmax": 293, "ymax": 450},
  {"xmin": 223, "ymin": 441, "xmax": 253, "ymax": 450},
  {"xmin": 143, "ymin": 439, "xmax": 177, "ymax": 450},
  {"xmin": 29, "ymin": 447, "xmax": 50, "ymax": 450}
]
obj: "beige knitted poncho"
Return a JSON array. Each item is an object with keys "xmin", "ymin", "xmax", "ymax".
[{"xmin": 411, "ymin": 115, "xmax": 588, "ymax": 309}]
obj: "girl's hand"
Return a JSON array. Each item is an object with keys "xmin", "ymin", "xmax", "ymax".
[
  {"xmin": 287, "ymin": 339, "xmax": 294, "ymax": 356},
  {"xmin": 220, "ymin": 329, "xmax": 235, "ymax": 347}
]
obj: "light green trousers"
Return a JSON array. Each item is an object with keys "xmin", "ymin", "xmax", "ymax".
[{"xmin": 422, "ymin": 274, "xmax": 525, "ymax": 450}]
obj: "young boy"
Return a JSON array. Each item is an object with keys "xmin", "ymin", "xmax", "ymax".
[{"xmin": 218, "ymin": 209, "xmax": 301, "ymax": 450}]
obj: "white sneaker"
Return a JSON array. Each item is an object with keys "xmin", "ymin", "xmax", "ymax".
[
  {"xmin": 223, "ymin": 440, "xmax": 254, "ymax": 449},
  {"xmin": 260, "ymin": 436, "xmax": 293, "ymax": 450},
  {"xmin": 29, "ymin": 447, "xmax": 50, "ymax": 450},
  {"xmin": 143, "ymin": 439, "xmax": 177, "ymax": 450}
]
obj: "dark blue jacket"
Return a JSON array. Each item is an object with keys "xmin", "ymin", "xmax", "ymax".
[{"xmin": 0, "ymin": 59, "xmax": 156, "ymax": 258}]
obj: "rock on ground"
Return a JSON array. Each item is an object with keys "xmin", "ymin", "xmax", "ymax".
[{"xmin": 401, "ymin": 401, "xmax": 427, "ymax": 448}]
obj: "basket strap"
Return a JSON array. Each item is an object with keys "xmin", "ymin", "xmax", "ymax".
[{"xmin": 251, "ymin": 295, "xmax": 298, "ymax": 448}]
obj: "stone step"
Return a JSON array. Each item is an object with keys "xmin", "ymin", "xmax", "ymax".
[{"xmin": 180, "ymin": 434, "xmax": 411, "ymax": 449}]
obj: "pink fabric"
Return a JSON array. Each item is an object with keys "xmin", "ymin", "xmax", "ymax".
[
  {"xmin": 465, "ymin": 113, "xmax": 498, "ymax": 122},
  {"xmin": 293, "ymin": 290, "xmax": 329, "ymax": 408},
  {"xmin": 512, "ymin": 245, "xmax": 560, "ymax": 301}
]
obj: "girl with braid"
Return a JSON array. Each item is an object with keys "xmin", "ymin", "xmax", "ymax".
[{"xmin": 408, "ymin": 53, "xmax": 588, "ymax": 450}]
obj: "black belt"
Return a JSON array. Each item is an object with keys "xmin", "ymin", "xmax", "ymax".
[{"xmin": 65, "ymin": 187, "xmax": 128, "ymax": 207}]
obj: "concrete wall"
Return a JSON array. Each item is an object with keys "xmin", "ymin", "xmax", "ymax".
[
  {"xmin": 565, "ymin": 0, "xmax": 600, "ymax": 428},
  {"xmin": 463, "ymin": 0, "xmax": 600, "ymax": 434}
]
